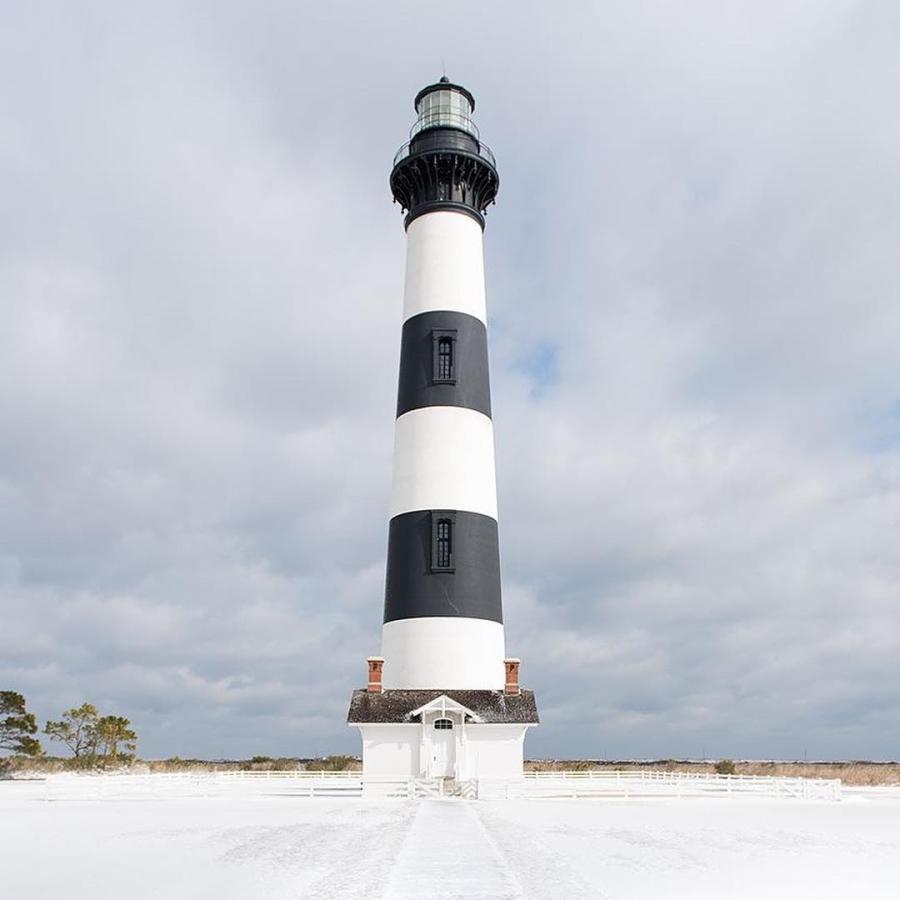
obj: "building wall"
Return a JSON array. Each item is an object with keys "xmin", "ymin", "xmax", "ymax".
[
  {"xmin": 357, "ymin": 724, "xmax": 422, "ymax": 779},
  {"xmin": 356, "ymin": 720, "xmax": 528, "ymax": 781},
  {"xmin": 460, "ymin": 724, "xmax": 528, "ymax": 780}
]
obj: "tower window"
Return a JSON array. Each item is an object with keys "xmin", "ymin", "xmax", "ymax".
[
  {"xmin": 436, "ymin": 519, "xmax": 451, "ymax": 567},
  {"xmin": 430, "ymin": 511, "xmax": 456, "ymax": 572},
  {"xmin": 437, "ymin": 337, "xmax": 453, "ymax": 380},
  {"xmin": 434, "ymin": 718, "xmax": 453, "ymax": 730},
  {"xmin": 432, "ymin": 329, "xmax": 458, "ymax": 384}
]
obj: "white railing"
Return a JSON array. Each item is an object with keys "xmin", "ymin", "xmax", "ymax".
[
  {"xmin": 31, "ymin": 769, "xmax": 842, "ymax": 803},
  {"xmin": 37, "ymin": 771, "xmax": 370, "ymax": 802},
  {"xmin": 499, "ymin": 770, "xmax": 841, "ymax": 801},
  {"xmin": 218, "ymin": 770, "xmax": 361, "ymax": 779},
  {"xmin": 455, "ymin": 779, "xmax": 479, "ymax": 800},
  {"xmin": 36, "ymin": 772, "xmax": 456, "ymax": 802}
]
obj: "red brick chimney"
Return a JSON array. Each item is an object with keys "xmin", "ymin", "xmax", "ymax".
[
  {"xmin": 367, "ymin": 657, "xmax": 384, "ymax": 693},
  {"xmin": 504, "ymin": 658, "xmax": 520, "ymax": 695}
]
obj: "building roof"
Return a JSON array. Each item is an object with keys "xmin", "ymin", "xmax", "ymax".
[{"xmin": 347, "ymin": 689, "xmax": 539, "ymax": 725}]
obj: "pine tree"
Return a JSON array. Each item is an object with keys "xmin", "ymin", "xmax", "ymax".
[
  {"xmin": 95, "ymin": 715, "xmax": 138, "ymax": 763},
  {"xmin": 45, "ymin": 703, "xmax": 100, "ymax": 758},
  {"xmin": 0, "ymin": 691, "xmax": 42, "ymax": 756}
]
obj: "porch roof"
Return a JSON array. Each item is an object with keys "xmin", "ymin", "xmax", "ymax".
[{"xmin": 347, "ymin": 688, "xmax": 539, "ymax": 724}]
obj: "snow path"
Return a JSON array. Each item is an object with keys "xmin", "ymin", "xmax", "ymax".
[{"xmin": 382, "ymin": 799, "xmax": 525, "ymax": 900}]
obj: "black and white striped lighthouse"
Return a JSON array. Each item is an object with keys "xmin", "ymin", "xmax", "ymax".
[
  {"xmin": 383, "ymin": 77, "xmax": 504, "ymax": 690},
  {"xmin": 349, "ymin": 79, "xmax": 537, "ymax": 782}
]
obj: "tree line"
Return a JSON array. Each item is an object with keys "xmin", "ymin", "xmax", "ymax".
[{"xmin": 1, "ymin": 691, "xmax": 137, "ymax": 765}]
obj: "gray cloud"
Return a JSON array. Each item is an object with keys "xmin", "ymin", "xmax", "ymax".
[{"xmin": 1, "ymin": 1, "xmax": 899, "ymax": 760}]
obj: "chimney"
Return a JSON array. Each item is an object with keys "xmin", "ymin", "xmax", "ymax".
[
  {"xmin": 504, "ymin": 658, "xmax": 520, "ymax": 695},
  {"xmin": 367, "ymin": 657, "xmax": 384, "ymax": 693}
]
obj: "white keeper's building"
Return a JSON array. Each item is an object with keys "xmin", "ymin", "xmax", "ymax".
[{"xmin": 347, "ymin": 77, "xmax": 538, "ymax": 782}]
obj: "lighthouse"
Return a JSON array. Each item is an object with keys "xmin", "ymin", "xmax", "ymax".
[{"xmin": 348, "ymin": 78, "xmax": 538, "ymax": 784}]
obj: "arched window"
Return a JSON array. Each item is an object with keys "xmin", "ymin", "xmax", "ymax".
[
  {"xmin": 432, "ymin": 329, "xmax": 457, "ymax": 384},
  {"xmin": 436, "ymin": 518, "xmax": 452, "ymax": 569},
  {"xmin": 437, "ymin": 336, "xmax": 453, "ymax": 380},
  {"xmin": 431, "ymin": 511, "xmax": 456, "ymax": 572},
  {"xmin": 434, "ymin": 718, "xmax": 453, "ymax": 730}
]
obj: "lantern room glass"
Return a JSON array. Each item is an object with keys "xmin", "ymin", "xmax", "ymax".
[{"xmin": 412, "ymin": 89, "xmax": 478, "ymax": 139}]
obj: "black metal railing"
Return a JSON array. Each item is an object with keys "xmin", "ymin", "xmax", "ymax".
[
  {"xmin": 393, "ymin": 138, "xmax": 496, "ymax": 169},
  {"xmin": 410, "ymin": 112, "xmax": 480, "ymax": 141}
]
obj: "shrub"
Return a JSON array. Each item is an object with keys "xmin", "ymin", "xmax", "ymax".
[
  {"xmin": 312, "ymin": 755, "xmax": 360, "ymax": 772},
  {"xmin": 715, "ymin": 759, "xmax": 736, "ymax": 775}
]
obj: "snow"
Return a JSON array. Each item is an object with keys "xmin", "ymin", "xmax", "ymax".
[{"xmin": 2, "ymin": 776, "xmax": 899, "ymax": 899}]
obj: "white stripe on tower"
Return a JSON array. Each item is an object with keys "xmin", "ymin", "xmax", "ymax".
[
  {"xmin": 381, "ymin": 617, "xmax": 505, "ymax": 690},
  {"xmin": 390, "ymin": 406, "xmax": 497, "ymax": 521},
  {"xmin": 402, "ymin": 212, "xmax": 487, "ymax": 323}
]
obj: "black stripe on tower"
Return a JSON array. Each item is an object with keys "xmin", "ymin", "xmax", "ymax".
[
  {"xmin": 383, "ymin": 510, "xmax": 502, "ymax": 624},
  {"xmin": 396, "ymin": 311, "xmax": 491, "ymax": 419}
]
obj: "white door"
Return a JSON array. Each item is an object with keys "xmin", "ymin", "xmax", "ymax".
[{"xmin": 431, "ymin": 719, "xmax": 456, "ymax": 777}]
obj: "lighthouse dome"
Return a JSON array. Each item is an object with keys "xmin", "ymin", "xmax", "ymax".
[{"xmin": 412, "ymin": 79, "xmax": 478, "ymax": 139}]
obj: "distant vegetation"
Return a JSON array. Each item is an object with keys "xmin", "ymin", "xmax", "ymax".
[
  {"xmin": 524, "ymin": 759, "xmax": 900, "ymax": 786},
  {"xmin": 315, "ymin": 755, "xmax": 361, "ymax": 771},
  {"xmin": 152, "ymin": 755, "xmax": 361, "ymax": 773},
  {"xmin": 2, "ymin": 752, "xmax": 362, "ymax": 776}
]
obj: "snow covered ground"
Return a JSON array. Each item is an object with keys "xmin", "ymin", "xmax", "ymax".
[{"xmin": 2, "ymin": 776, "xmax": 899, "ymax": 899}]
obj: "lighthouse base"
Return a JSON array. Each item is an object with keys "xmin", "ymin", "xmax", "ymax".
[{"xmin": 347, "ymin": 689, "xmax": 538, "ymax": 782}]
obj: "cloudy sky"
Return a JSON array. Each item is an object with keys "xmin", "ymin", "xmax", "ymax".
[{"xmin": 2, "ymin": 1, "xmax": 899, "ymax": 761}]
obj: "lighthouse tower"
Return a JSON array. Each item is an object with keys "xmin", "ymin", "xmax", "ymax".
[{"xmin": 348, "ymin": 78, "xmax": 538, "ymax": 784}]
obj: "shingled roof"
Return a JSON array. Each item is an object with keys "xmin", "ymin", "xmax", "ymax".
[{"xmin": 347, "ymin": 689, "xmax": 539, "ymax": 724}]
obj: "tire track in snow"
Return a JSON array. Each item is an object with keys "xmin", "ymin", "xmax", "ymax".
[
  {"xmin": 476, "ymin": 802, "xmax": 606, "ymax": 900},
  {"xmin": 382, "ymin": 799, "xmax": 525, "ymax": 900}
]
